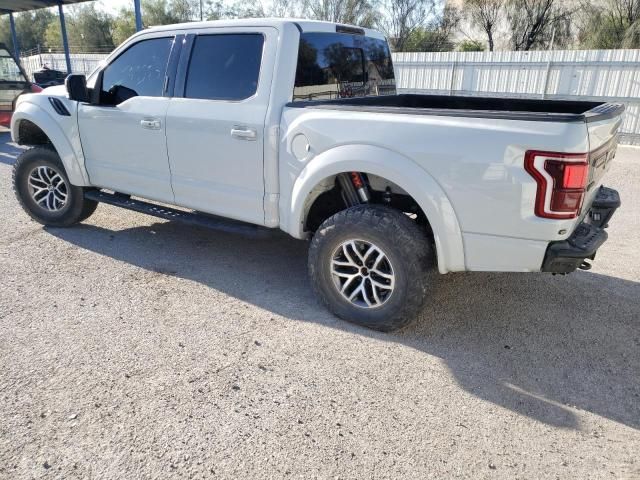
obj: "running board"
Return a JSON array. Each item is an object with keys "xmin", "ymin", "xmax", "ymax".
[{"xmin": 84, "ymin": 190, "xmax": 271, "ymax": 238}]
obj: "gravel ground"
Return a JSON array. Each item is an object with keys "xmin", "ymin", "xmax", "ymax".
[{"xmin": 0, "ymin": 131, "xmax": 638, "ymax": 480}]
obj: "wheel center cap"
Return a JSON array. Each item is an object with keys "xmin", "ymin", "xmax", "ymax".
[
  {"xmin": 47, "ymin": 185, "xmax": 54, "ymax": 191},
  {"xmin": 360, "ymin": 267, "xmax": 369, "ymax": 276}
]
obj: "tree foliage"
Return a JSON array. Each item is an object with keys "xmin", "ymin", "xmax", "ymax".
[
  {"xmin": 577, "ymin": 0, "xmax": 640, "ymax": 48},
  {"xmin": 0, "ymin": 9, "xmax": 55, "ymax": 53},
  {"xmin": 506, "ymin": 0, "xmax": 572, "ymax": 51},
  {"xmin": 4, "ymin": 0, "xmax": 640, "ymax": 55},
  {"xmin": 403, "ymin": 5, "xmax": 460, "ymax": 52},
  {"xmin": 379, "ymin": 0, "xmax": 435, "ymax": 52},
  {"xmin": 305, "ymin": 0, "xmax": 378, "ymax": 28},
  {"xmin": 45, "ymin": 4, "xmax": 114, "ymax": 52},
  {"xmin": 463, "ymin": 0, "xmax": 501, "ymax": 51},
  {"xmin": 458, "ymin": 39, "xmax": 485, "ymax": 51}
]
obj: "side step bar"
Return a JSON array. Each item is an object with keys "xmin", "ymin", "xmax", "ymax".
[{"xmin": 84, "ymin": 190, "xmax": 272, "ymax": 238}]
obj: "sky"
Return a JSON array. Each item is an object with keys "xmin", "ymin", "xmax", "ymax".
[{"xmin": 95, "ymin": 0, "xmax": 136, "ymax": 13}]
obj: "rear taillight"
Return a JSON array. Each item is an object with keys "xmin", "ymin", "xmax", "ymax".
[{"xmin": 524, "ymin": 150, "xmax": 589, "ymax": 219}]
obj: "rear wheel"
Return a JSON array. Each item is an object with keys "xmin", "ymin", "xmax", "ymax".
[
  {"xmin": 12, "ymin": 146, "xmax": 97, "ymax": 227},
  {"xmin": 308, "ymin": 205, "xmax": 436, "ymax": 331}
]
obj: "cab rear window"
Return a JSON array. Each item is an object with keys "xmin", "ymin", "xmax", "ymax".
[{"xmin": 292, "ymin": 32, "xmax": 396, "ymax": 102}]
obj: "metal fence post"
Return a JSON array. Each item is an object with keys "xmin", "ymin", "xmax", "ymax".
[
  {"xmin": 449, "ymin": 60, "xmax": 457, "ymax": 95},
  {"xmin": 542, "ymin": 56, "xmax": 553, "ymax": 99}
]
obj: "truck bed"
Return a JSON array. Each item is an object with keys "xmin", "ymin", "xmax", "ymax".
[{"xmin": 287, "ymin": 94, "xmax": 624, "ymax": 123}]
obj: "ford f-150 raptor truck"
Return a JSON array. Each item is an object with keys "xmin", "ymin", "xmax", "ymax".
[{"xmin": 10, "ymin": 19, "xmax": 623, "ymax": 331}]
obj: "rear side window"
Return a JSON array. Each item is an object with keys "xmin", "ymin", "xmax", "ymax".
[
  {"xmin": 101, "ymin": 37, "xmax": 173, "ymax": 104},
  {"xmin": 185, "ymin": 34, "xmax": 264, "ymax": 101},
  {"xmin": 293, "ymin": 32, "xmax": 396, "ymax": 101}
]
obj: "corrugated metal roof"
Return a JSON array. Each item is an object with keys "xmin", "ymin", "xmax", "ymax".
[{"xmin": 0, "ymin": 0, "xmax": 92, "ymax": 14}]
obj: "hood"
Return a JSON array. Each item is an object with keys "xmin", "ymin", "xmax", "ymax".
[{"xmin": 43, "ymin": 84, "xmax": 68, "ymax": 97}]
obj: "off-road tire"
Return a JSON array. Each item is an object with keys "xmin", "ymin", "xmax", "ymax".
[
  {"xmin": 309, "ymin": 205, "xmax": 436, "ymax": 331},
  {"xmin": 12, "ymin": 146, "xmax": 98, "ymax": 227}
]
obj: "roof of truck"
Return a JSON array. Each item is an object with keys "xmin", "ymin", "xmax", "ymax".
[{"xmin": 145, "ymin": 18, "xmax": 386, "ymax": 40}]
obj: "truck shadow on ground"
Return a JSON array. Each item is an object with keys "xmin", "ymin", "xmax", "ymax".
[{"xmin": 47, "ymin": 218, "xmax": 640, "ymax": 432}]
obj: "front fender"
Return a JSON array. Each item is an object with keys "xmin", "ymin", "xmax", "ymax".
[
  {"xmin": 11, "ymin": 100, "xmax": 89, "ymax": 186},
  {"xmin": 286, "ymin": 144, "xmax": 465, "ymax": 274}
]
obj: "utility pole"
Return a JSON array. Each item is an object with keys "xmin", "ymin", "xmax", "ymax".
[{"xmin": 200, "ymin": 0, "xmax": 204, "ymax": 21}]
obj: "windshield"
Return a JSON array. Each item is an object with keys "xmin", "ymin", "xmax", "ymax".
[{"xmin": 292, "ymin": 32, "xmax": 396, "ymax": 102}]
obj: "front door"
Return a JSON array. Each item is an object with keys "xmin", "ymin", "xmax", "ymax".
[
  {"xmin": 79, "ymin": 36, "xmax": 177, "ymax": 204},
  {"xmin": 165, "ymin": 28, "xmax": 276, "ymax": 225}
]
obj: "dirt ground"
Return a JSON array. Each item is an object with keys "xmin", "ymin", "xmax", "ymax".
[{"xmin": 0, "ymin": 132, "xmax": 638, "ymax": 479}]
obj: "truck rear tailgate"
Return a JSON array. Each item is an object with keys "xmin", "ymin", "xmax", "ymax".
[{"xmin": 583, "ymin": 104, "xmax": 624, "ymax": 210}]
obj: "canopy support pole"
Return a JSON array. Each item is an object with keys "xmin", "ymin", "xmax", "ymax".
[
  {"xmin": 58, "ymin": 3, "xmax": 72, "ymax": 74},
  {"xmin": 134, "ymin": 0, "xmax": 142, "ymax": 31},
  {"xmin": 9, "ymin": 12, "xmax": 19, "ymax": 63}
]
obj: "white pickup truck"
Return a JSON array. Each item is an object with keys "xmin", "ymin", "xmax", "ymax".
[{"xmin": 11, "ymin": 19, "xmax": 622, "ymax": 331}]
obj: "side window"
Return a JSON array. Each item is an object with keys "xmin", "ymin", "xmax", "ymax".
[
  {"xmin": 185, "ymin": 34, "xmax": 264, "ymax": 101},
  {"xmin": 101, "ymin": 37, "xmax": 173, "ymax": 105}
]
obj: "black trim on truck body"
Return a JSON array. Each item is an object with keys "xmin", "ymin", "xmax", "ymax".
[
  {"xmin": 286, "ymin": 94, "xmax": 625, "ymax": 123},
  {"xmin": 541, "ymin": 186, "xmax": 620, "ymax": 274},
  {"xmin": 163, "ymin": 34, "xmax": 185, "ymax": 98},
  {"xmin": 173, "ymin": 34, "xmax": 195, "ymax": 98}
]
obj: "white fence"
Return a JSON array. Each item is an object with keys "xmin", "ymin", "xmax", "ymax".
[
  {"xmin": 21, "ymin": 52, "xmax": 107, "ymax": 81},
  {"xmin": 393, "ymin": 49, "xmax": 640, "ymax": 145},
  {"xmin": 19, "ymin": 48, "xmax": 640, "ymax": 144}
]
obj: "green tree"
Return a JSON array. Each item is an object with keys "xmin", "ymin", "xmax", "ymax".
[
  {"xmin": 577, "ymin": 0, "xmax": 640, "ymax": 49},
  {"xmin": 403, "ymin": 5, "xmax": 460, "ymax": 52},
  {"xmin": 379, "ymin": 0, "xmax": 436, "ymax": 52},
  {"xmin": 506, "ymin": 0, "xmax": 573, "ymax": 51},
  {"xmin": 112, "ymin": 6, "xmax": 137, "ymax": 46},
  {"xmin": 622, "ymin": 19, "xmax": 640, "ymax": 47},
  {"xmin": 141, "ymin": 0, "xmax": 204, "ymax": 24},
  {"xmin": 305, "ymin": 0, "xmax": 379, "ymax": 28},
  {"xmin": 457, "ymin": 39, "xmax": 485, "ymax": 51},
  {"xmin": 0, "ymin": 9, "xmax": 55, "ymax": 54},
  {"xmin": 45, "ymin": 4, "xmax": 114, "ymax": 52},
  {"xmin": 464, "ymin": 0, "xmax": 502, "ymax": 51}
]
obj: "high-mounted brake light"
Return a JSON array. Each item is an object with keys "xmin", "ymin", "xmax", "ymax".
[{"xmin": 524, "ymin": 150, "xmax": 589, "ymax": 219}]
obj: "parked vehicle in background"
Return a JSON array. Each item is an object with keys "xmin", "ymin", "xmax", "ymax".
[
  {"xmin": 9, "ymin": 19, "xmax": 623, "ymax": 331},
  {"xmin": 32, "ymin": 66, "xmax": 67, "ymax": 88},
  {"xmin": 0, "ymin": 44, "xmax": 41, "ymax": 128}
]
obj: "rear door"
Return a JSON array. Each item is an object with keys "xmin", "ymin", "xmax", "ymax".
[{"xmin": 165, "ymin": 27, "xmax": 277, "ymax": 225}]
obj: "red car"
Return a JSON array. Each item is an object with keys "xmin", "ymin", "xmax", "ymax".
[{"xmin": 0, "ymin": 43, "xmax": 41, "ymax": 128}]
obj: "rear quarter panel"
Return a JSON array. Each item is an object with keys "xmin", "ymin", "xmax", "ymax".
[{"xmin": 280, "ymin": 107, "xmax": 592, "ymax": 272}]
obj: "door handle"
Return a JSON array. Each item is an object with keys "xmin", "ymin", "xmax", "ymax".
[
  {"xmin": 140, "ymin": 118, "xmax": 161, "ymax": 130},
  {"xmin": 231, "ymin": 126, "xmax": 257, "ymax": 141}
]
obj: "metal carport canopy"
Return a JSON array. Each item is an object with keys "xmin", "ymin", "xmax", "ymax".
[
  {"xmin": 0, "ymin": 0, "xmax": 143, "ymax": 76},
  {"xmin": 0, "ymin": 0, "xmax": 90, "ymax": 12}
]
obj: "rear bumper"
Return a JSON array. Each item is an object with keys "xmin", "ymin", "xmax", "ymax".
[{"xmin": 541, "ymin": 186, "xmax": 620, "ymax": 274}]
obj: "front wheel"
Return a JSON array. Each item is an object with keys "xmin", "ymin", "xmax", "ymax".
[
  {"xmin": 12, "ymin": 146, "xmax": 98, "ymax": 227},
  {"xmin": 308, "ymin": 205, "xmax": 436, "ymax": 331}
]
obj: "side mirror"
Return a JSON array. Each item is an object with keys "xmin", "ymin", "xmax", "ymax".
[{"xmin": 65, "ymin": 74, "xmax": 89, "ymax": 103}]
